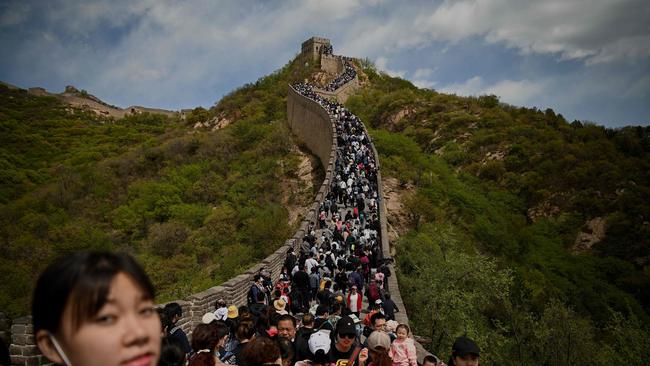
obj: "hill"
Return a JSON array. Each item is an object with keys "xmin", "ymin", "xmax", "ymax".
[
  {"xmin": 0, "ymin": 56, "xmax": 319, "ymax": 316},
  {"xmin": 346, "ymin": 62, "xmax": 650, "ymax": 364}
]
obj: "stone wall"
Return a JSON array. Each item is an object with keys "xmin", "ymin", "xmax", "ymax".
[
  {"xmin": 320, "ymin": 54, "xmax": 343, "ymax": 75},
  {"xmin": 9, "ymin": 317, "xmax": 45, "ymax": 366},
  {"xmin": 313, "ymin": 75, "xmax": 359, "ymax": 104}
]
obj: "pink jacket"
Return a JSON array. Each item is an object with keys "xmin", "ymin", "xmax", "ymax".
[{"xmin": 390, "ymin": 338, "xmax": 417, "ymax": 366}]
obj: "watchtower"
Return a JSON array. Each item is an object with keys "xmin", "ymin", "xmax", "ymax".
[{"xmin": 301, "ymin": 36, "xmax": 331, "ymax": 61}]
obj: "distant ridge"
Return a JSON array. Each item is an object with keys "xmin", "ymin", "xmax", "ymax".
[{"xmin": 0, "ymin": 81, "xmax": 178, "ymax": 119}]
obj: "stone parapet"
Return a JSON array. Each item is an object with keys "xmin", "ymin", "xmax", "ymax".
[
  {"xmin": 314, "ymin": 75, "xmax": 359, "ymax": 104},
  {"xmin": 321, "ymin": 54, "xmax": 344, "ymax": 75}
]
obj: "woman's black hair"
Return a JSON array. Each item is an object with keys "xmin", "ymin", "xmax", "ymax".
[
  {"xmin": 159, "ymin": 336, "xmax": 187, "ymax": 366},
  {"xmin": 162, "ymin": 303, "xmax": 183, "ymax": 333},
  {"xmin": 214, "ymin": 320, "xmax": 229, "ymax": 341},
  {"xmin": 32, "ymin": 251, "xmax": 155, "ymax": 334}
]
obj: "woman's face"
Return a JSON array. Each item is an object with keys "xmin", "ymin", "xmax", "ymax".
[{"xmin": 57, "ymin": 272, "xmax": 162, "ymax": 366}]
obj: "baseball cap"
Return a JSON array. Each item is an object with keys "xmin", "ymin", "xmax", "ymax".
[
  {"xmin": 336, "ymin": 315, "xmax": 356, "ymax": 336},
  {"xmin": 308, "ymin": 330, "xmax": 331, "ymax": 355},
  {"xmin": 367, "ymin": 331, "xmax": 391, "ymax": 352},
  {"xmin": 452, "ymin": 336, "xmax": 481, "ymax": 357}
]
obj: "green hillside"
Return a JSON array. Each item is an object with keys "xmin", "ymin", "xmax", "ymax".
[
  {"xmin": 3, "ymin": 52, "xmax": 649, "ymax": 363},
  {"xmin": 347, "ymin": 63, "xmax": 650, "ymax": 364},
  {"xmin": 0, "ymin": 56, "xmax": 318, "ymax": 316}
]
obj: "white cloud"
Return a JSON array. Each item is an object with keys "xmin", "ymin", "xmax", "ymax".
[
  {"xmin": 410, "ymin": 68, "xmax": 437, "ymax": 89},
  {"xmin": 336, "ymin": 0, "xmax": 650, "ymax": 65},
  {"xmin": 412, "ymin": 79, "xmax": 436, "ymax": 89},
  {"xmin": 413, "ymin": 68, "xmax": 434, "ymax": 79},
  {"xmin": 440, "ymin": 76, "xmax": 549, "ymax": 106},
  {"xmin": 375, "ymin": 56, "xmax": 406, "ymax": 78},
  {"xmin": 412, "ymin": 0, "xmax": 650, "ymax": 64}
]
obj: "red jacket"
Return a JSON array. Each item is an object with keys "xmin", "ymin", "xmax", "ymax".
[{"xmin": 347, "ymin": 291, "xmax": 363, "ymax": 312}]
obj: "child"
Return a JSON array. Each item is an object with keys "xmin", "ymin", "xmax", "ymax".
[{"xmin": 389, "ymin": 324, "xmax": 417, "ymax": 366}]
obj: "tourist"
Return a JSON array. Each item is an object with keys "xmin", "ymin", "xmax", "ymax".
[
  {"xmin": 389, "ymin": 324, "xmax": 417, "ymax": 366},
  {"xmin": 447, "ymin": 336, "xmax": 480, "ymax": 366},
  {"xmin": 32, "ymin": 251, "xmax": 162, "ymax": 366}
]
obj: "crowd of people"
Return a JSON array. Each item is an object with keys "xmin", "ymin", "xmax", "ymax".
[
  {"xmin": 321, "ymin": 44, "xmax": 334, "ymax": 56},
  {"xmin": 26, "ymin": 63, "xmax": 483, "ymax": 366},
  {"xmin": 321, "ymin": 61, "xmax": 356, "ymax": 92}
]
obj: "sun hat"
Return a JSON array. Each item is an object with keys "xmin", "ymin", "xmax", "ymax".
[
  {"xmin": 202, "ymin": 312, "xmax": 217, "ymax": 324},
  {"xmin": 274, "ymin": 299, "xmax": 288, "ymax": 315},
  {"xmin": 227, "ymin": 305, "xmax": 239, "ymax": 319}
]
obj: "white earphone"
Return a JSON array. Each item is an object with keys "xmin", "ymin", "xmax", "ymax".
[{"xmin": 48, "ymin": 332, "xmax": 73, "ymax": 366}]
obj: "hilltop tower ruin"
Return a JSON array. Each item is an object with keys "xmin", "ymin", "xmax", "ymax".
[{"xmin": 301, "ymin": 36, "xmax": 332, "ymax": 61}]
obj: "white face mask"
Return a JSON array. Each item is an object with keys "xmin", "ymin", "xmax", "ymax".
[{"xmin": 48, "ymin": 332, "xmax": 73, "ymax": 366}]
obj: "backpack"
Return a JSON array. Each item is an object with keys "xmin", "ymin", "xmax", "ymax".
[
  {"xmin": 368, "ymin": 283, "xmax": 380, "ymax": 301},
  {"xmin": 246, "ymin": 285, "xmax": 256, "ymax": 305}
]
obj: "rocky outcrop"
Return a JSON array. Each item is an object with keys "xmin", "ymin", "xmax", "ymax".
[{"xmin": 573, "ymin": 217, "xmax": 606, "ymax": 253}]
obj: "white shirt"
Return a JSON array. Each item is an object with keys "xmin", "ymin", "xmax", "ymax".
[{"xmin": 349, "ymin": 293, "xmax": 360, "ymax": 312}]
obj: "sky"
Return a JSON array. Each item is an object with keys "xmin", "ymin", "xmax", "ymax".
[{"xmin": 1, "ymin": 0, "xmax": 649, "ymax": 128}]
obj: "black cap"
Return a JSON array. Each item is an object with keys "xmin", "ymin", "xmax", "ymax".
[
  {"xmin": 452, "ymin": 336, "xmax": 480, "ymax": 357},
  {"xmin": 336, "ymin": 316, "xmax": 356, "ymax": 335}
]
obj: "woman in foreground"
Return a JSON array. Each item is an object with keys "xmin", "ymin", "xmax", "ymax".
[{"xmin": 32, "ymin": 251, "xmax": 162, "ymax": 366}]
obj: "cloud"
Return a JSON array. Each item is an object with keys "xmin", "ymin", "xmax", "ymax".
[
  {"xmin": 0, "ymin": 1, "xmax": 30, "ymax": 27},
  {"xmin": 440, "ymin": 76, "xmax": 549, "ymax": 106},
  {"xmin": 409, "ymin": 68, "xmax": 436, "ymax": 89},
  {"xmin": 336, "ymin": 0, "xmax": 650, "ymax": 65},
  {"xmin": 412, "ymin": 0, "xmax": 650, "ymax": 65},
  {"xmin": 375, "ymin": 56, "xmax": 407, "ymax": 78},
  {"xmin": 413, "ymin": 68, "xmax": 434, "ymax": 79}
]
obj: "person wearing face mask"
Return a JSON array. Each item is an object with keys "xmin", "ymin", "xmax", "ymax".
[{"xmin": 32, "ymin": 251, "xmax": 162, "ymax": 366}]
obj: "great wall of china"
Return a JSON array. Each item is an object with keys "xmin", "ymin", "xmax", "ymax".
[{"xmin": 5, "ymin": 37, "xmax": 430, "ymax": 365}]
